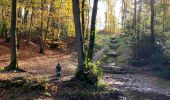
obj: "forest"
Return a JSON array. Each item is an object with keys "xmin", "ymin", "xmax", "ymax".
[{"xmin": 0, "ymin": 0, "xmax": 170, "ymax": 100}]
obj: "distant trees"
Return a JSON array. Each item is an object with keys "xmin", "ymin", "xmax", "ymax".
[
  {"xmin": 0, "ymin": 0, "xmax": 8, "ymax": 41},
  {"xmin": 121, "ymin": 0, "xmax": 170, "ymax": 65},
  {"xmin": 104, "ymin": 0, "xmax": 116, "ymax": 33}
]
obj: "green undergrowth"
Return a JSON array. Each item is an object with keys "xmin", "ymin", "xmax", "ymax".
[
  {"xmin": 76, "ymin": 60, "xmax": 106, "ymax": 89},
  {"xmin": 95, "ymin": 34, "xmax": 115, "ymax": 51}
]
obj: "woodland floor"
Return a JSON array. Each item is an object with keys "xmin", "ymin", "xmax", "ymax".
[
  {"xmin": 1, "ymin": 38, "xmax": 170, "ymax": 100},
  {"xmin": 0, "ymin": 38, "xmax": 77, "ymax": 80},
  {"xmin": 0, "ymin": 38, "xmax": 81, "ymax": 99}
]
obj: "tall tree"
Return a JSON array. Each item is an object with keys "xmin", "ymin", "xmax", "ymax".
[
  {"xmin": 87, "ymin": 0, "xmax": 99, "ymax": 60},
  {"xmin": 27, "ymin": 0, "xmax": 34, "ymax": 43},
  {"xmin": 81, "ymin": 0, "xmax": 85, "ymax": 39},
  {"xmin": 137, "ymin": 4, "xmax": 142, "ymax": 57},
  {"xmin": 150, "ymin": 0, "xmax": 155, "ymax": 52},
  {"xmin": 39, "ymin": 0, "xmax": 44, "ymax": 54},
  {"xmin": 1, "ymin": 0, "xmax": 8, "ymax": 41},
  {"xmin": 133, "ymin": 0, "xmax": 137, "ymax": 32},
  {"xmin": 5, "ymin": 0, "xmax": 19, "ymax": 70},
  {"xmin": 85, "ymin": 0, "xmax": 90, "ymax": 40},
  {"xmin": 72, "ymin": 0, "xmax": 85, "ymax": 70},
  {"xmin": 43, "ymin": 0, "xmax": 54, "ymax": 50}
]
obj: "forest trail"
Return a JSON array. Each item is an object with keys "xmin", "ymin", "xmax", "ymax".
[
  {"xmin": 93, "ymin": 47, "xmax": 170, "ymax": 97},
  {"xmin": 93, "ymin": 37, "xmax": 170, "ymax": 99},
  {"xmin": 105, "ymin": 74, "xmax": 170, "ymax": 97},
  {"xmin": 93, "ymin": 47, "xmax": 107, "ymax": 62}
]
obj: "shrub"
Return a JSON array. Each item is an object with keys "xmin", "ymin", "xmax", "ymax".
[{"xmin": 76, "ymin": 60, "xmax": 103, "ymax": 85}]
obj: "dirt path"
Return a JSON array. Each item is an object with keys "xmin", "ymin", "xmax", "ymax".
[
  {"xmin": 105, "ymin": 74, "xmax": 170, "ymax": 97},
  {"xmin": 93, "ymin": 47, "xmax": 107, "ymax": 62}
]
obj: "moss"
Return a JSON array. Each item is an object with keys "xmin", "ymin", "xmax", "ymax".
[{"xmin": 0, "ymin": 67, "xmax": 5, "ymax": 72}]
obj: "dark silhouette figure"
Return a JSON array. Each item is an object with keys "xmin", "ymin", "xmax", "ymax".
[{"xmin": 56, "ymin": 63, "xmax": 61, "ymax": 79}]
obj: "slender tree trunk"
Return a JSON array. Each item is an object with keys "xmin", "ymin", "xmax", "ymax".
[
  {"xmin": 1, "ymin": 1, "xmax": 6, "ymax": 38},
  {"xmin": 81, "ymin": 0, "xmax": 85, "ymax": 39},
  {"xmin": 27, "ymin": 1, "xmax": 34, "ymax": 43},
  {"xmin": 39, "ymin": 0, "xmax": 44, "ymax": 54},
  {"xmin": 87, "ymin": 0, "xmax": 99, "ymax": 60},
  {"xmin": 72, "ymin": 0, "xmax": 85, "ymax": 70},
  {"xmin": 150, "ymin": 0, "xmax": 155, "ymax": 52},
  {"xmin": 137, "ymin": 5, "xmax": 142, "ymax": 57},
  {"xmin": 133, "ymin": 0, "xmax": 137, "ymax": 58},
  {"xmin": 5, "ymin": 0, "xmax": 19, "ymax": 70},
  {"xmin": 43, "ymin": 0, "xmax": 54, "ymax": 48},
  {"xmin": 162, "ymin": 0, "xmax": 168, "ymax": 34},
  {"xmin": 1, "ymin": 4, "xmax": 4, "ymax": 37},
  {"xmin": 85, "ymin": 0, "xmax": 90, "ymax": 40},
  {"xmin": 133, "ymin": 0, "xmax": 137, "ymax": 31},
  {"xmin": 121, "ymin": 0, "xmax": 127, "ymax": 28}
]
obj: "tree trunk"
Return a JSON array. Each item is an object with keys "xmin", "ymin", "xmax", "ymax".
[
  {"xmin": 27, "ymin": 1, "xmax": 34, "ymax": 43},
  {"xmin": 133, "ymin": 0, "xmax": 137, "ymax": 31},
  {"xmin": 87, "ymin": 0, "xmax": 99, "ymax": 60},
  {"xmin": 85, "ymin": 0, "xmax": 90, "ymax": 40},
  {"xmin": 39, "ymin": 0, "xmax": 44, "ymax": 54},
  {"xmin": 137, "ymin": 5, "xmax": 142, "ymax": 57},
  {"xmin": 81, "ymin": 0, "xmax": 85, "ymax": 39},
  {"xmin": 150, "ymin": 0, "xmax": 155, "ymax": 52},
  {"xmin": 72, "ymin": 0, "xmax": 85, "ymax": 70},
  {"xmin": 1, "ymin": 4, "xmax": 4, "ymax": 37},
  {"xmin": 5, "ymin": 0, "xmax": 19, "ymax": 70},
  {"xmin": 43, "ymin": 0, "xmax": 54, "ymax": 48}
]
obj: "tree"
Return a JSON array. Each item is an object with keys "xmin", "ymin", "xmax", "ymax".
[
  {"xmin": 72, "ymin": 0, "xmax": 85, "ymax": 70},
  {"xmin": 87, "ymin": 0, "xmax": 99, "ymax": 60},
  {"xmin": 0, "ymin": 0, "xmax": 8, "ymax": 41},
  {"xmin": 27, "ymin": 0, "xmax": 34, "ymax": 43},
  {"xmin": 5, "ymin": 0, "xmax": 19, "ymax": 70},
  {"xmin": 42, "ymin": 0, "xmax": 54, "ymax": 50},
  {"xmin": 39, "ymin": 0, "xmax": 45, "ymax": 54},
  {"xmin": 85, "ymin": 0, "xmax": 90, "ymax": 40},
  {"xmin": 81, "ymin": 0, "xmax": 85, "ymax": 39},
  {"xmin": 150, "ymin": 0, "xmax": 155, "ymax": 52}
]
